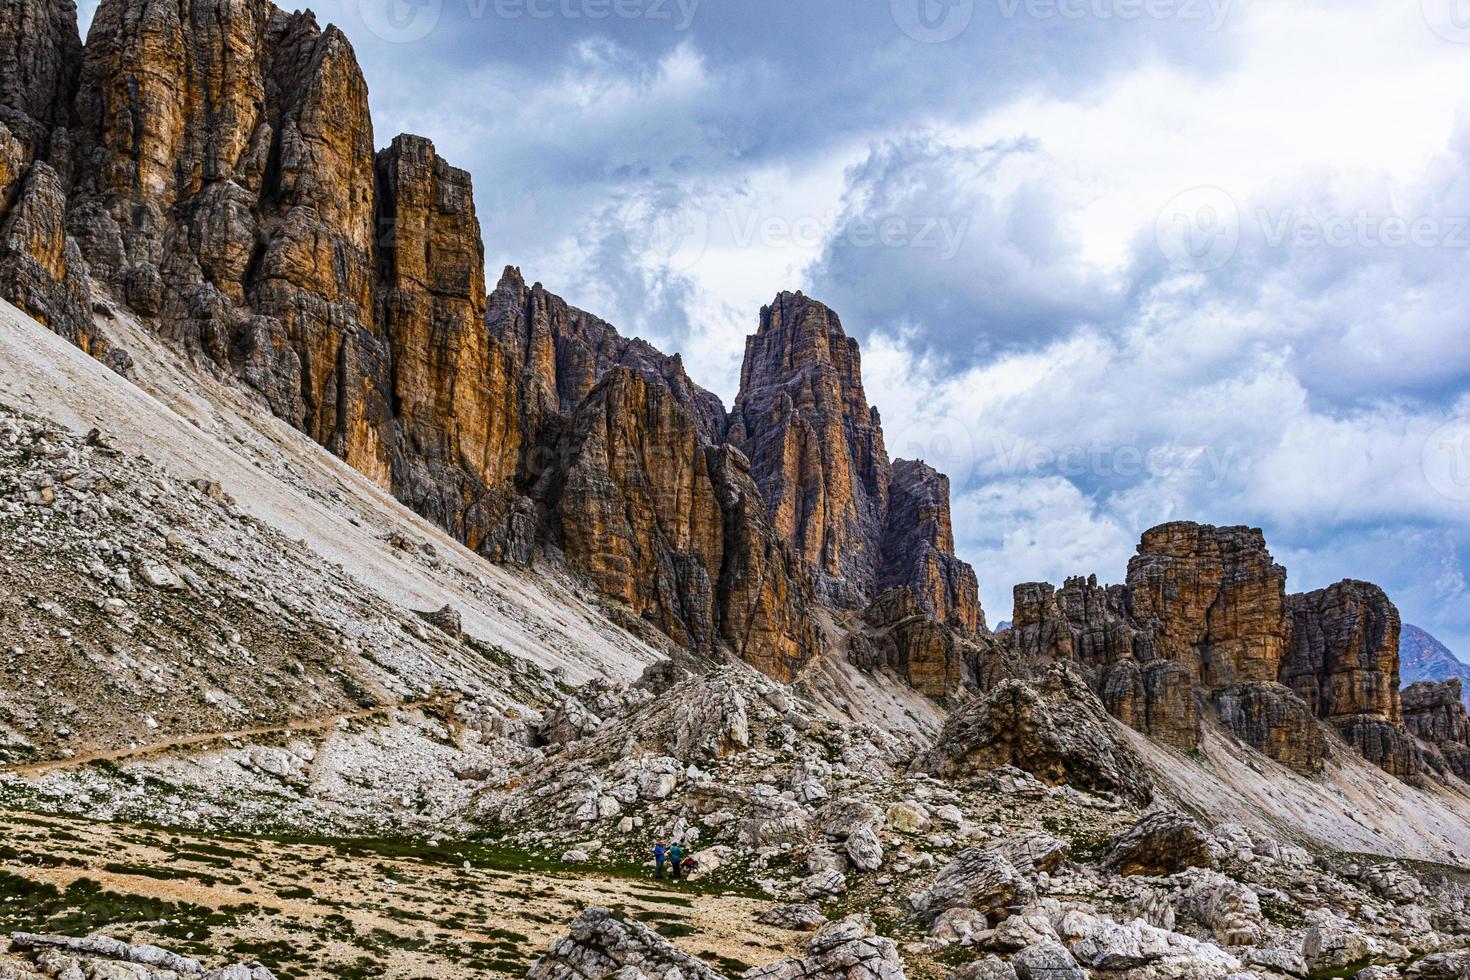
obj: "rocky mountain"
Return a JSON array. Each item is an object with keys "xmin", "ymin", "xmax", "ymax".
[
  {"xmin": 1401, "ymin": 624, "xmax": 1470, "ymax": 707},
  {"xmin": 0, "ymin": 0, "xmax": 980, "ymax": 692},
  {"xmin": 4, "ymin": 0, "xmax": 1470, "ymax": 976}
]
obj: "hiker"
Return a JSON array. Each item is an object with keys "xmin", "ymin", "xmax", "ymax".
[
  {"xmin": 668, "ymin": 841, "xmax": 687, "ymax": 880},
  {"xmin": 652, "ymin": 839, "xmax": 670, "ymax": 878}
]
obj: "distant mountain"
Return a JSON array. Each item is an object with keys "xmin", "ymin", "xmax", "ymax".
[{"xmin": 1400, "ymin": 624, "xmax": 1470, "ymax": 708}]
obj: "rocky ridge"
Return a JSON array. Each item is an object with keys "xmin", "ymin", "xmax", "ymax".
[
  {"xmin": 1001, "ymin": 522, "xmax": 1461, "ymax": 785},
  {"xmin": 0, "ymin": 0, "xmax": 980, "ymax": 692}
]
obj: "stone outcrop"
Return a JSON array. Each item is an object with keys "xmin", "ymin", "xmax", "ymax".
[
  {"xmin": 730, "ymin": 291, "xmax": 981, "ymax": 628},
  {"xmin": 909, "ymin": 849, "xmax": 1034, "ymax": 926},
  {"xmin": 1126, "ymin": 523, "xmax": 1287, "ymax": 688},
  {"xmin": 746, "ymin": 914, "xmax": 907, "ymax": 980},
  {"xmin": 1102, "ymin": 810, "xmax": 1216, "ymax": 877},
  {"xmin": 1283, "ymin": 580, "xmax": 1419, "ymax": 779},
  {"xmin": 1004, "ymin": 525, "xmax": 1428, "ymax": 780},
  {"xmin": 1404, "ymin": 679, "xmax": 1470, "ymax": 748},
  {"xmin": 1210, "ymin": 681, "xmax": 1326, "ymax": 773},
  {"xmin": 856, "ymin": 588, "xmax": 998, "ymax": 700},
  {"xmin": 912, "ymin": 663, "xmax": 1153, "ymax": 803}
]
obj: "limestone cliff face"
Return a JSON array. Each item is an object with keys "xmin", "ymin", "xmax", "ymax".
[
  {"xmin": 375, "ymin": 135, "xmax": 526, "ymax": 559},
  {"xmin": 1007, "ymin": 575, "xmax": 1197, "ymax": 750},
  {"xmin": 881, "ymin": 459, "xmax": 982, "ymax": 632},
  {"xmin": 1404, "ymin": 679, "xmax": 1470, "ymax": 782},
  {"xmin": 1126, "ymin": 523, "xmax": 1287, "ymax": 688},
  {"xmin": 487, "ymin": 266, "xmax": 726, "ymax": 449},
  {"xmin": 731, "ymin": 292, "xmax": 888, "ymax": 608},
  {"xmin": 1283, "ymin": 580, "xmax": 1403, "ymax": 723},
  {"xmin": 1283, "ymin": 580, "xmax": 1419, "ymax": 779},
  {"xmin": 70, "ymin": 0, "xmax": 390, "ymax": 482},
  {"xmin": 2, "ymin": 0, "xmax": 983, "ymax": 691},
  {"xmin": 0, "ymin": 0, "xmax": 92, "ymax": 349},
  {"xmin": 731, "ymin": 291, "xmax": 982, "ymax": 631},
  {"xmin": 544, "ymin": 368, "xmax": 819, "ymax": 681},
  {"xmin": 0, "ymin": 0, "xmax": 80, "ymax": 155},
  {"xmin": 0, "ymin": 160, "xmax": 91, "ymax": 348}
]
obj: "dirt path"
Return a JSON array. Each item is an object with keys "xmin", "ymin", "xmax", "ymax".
[{"xmin": 1, "ymin": 695, "xmax": 456, "ymax": 777}]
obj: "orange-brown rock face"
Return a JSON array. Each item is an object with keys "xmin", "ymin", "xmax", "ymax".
[
  {"xmin": 0, "ymin": 160, "xmax": 92, "ymax": 348},
  {"xmin": 69, "ymin": 0, "xmax": 389, "ymax": 482},
  {"xmin": 881, "ymin": 459, "xmax": 982, "ymax": 631},
  {"xmin": 1283, "ymin": 580, "xmax": 1402, "ymax": 723},
  {"xmin": 860, "ymin": 589, "xmax": 966, "ymax": 699},
  {"xmin": 706, "ymin": 444, "xmax": 822, "ymax": 683},
  {"xmin": 0, "ymin": 0, "xmax": 81, "ymax": 156},
  {"xmin": 547, "ymin": 368, "xmax": 819, "ymax": 680},
  {"xmin": 1403, "ymin": 680, "xmax": 1470, "ymax": 782},
  {"xmin": 731, "ymin": 292, "xmax": 890, "ymax": 606},
  {"xmin": 1016, "ymin": 526, "xmax": 1427, "ymax": 779},
  {"xmin": 0, "ymin": 0, "xmax": 93, "ymax": 349},
  {"xmin": 1126, "ymin": 522, "xmax": 1287, "ymax": 687},
  {"xmin": 731, "ymin": 291, "xmax": 981, "ymax": 630},
  {"xmin": 488, "ymin": 266, "xmax": 726, "ymax": 450},
  {"xmin": 1008, "ymin": 575, "xmax": 1199, "ymax": 749},
  {"xmin": 1283, "ymin": 580, "xmax": 1420, "ymax": 779},
  {"xmin": 375, "ymin": 135, "xmax": 526, "ymax": 557},
  {"xmin": 554, "ymin": 367, "xmax": 725, "ymax": 648}
]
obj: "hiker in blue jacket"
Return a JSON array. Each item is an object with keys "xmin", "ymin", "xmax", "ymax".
[{"xmin": 652, "ymin": 839, "xmax": 670, "ymax": 878}]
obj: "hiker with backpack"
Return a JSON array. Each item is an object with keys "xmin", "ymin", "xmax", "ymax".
[{"xmin": 668, "ymin": 841, "xmax": 687, "ymax": 880}]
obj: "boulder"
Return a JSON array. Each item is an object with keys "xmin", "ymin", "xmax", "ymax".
[
  {"xmin": 1010, "ymin": 940, "xmax": 1084, "ymax": 980},
  {"xmin": 910, "ymin": 849, "xmax": 1034, "ymax": 926},
  {"xmin": 1103, "ymin": 811, "xmax": 1215, "ymax": 877},
  {"xmin": 757, "ymin": 904, "xmax": 829, "ymax": 932},
  {"xmin": 912, "ymin": 663, "xmax": 1153, "ymax": 804},
  {"xmin": 526, "ymin": 908, "xmax": 725, "ymax": 980},
  {"xmin": 744, "ymin": 914, "xmax": 906, "ymax": 980}
]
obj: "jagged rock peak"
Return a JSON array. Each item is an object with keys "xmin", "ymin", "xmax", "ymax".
[
  {"xmin": 487, "ymin": 265, "xmax": 727, "ymax": 444},
  {"xmin": 1127, "ymin": 521, "xmax": 1288, "ymax": 687},
  {"xmin": 732, "ymin": 290, "xmax": 981, "ymax": 630},
  {"xmin": 881, "ymin": 458, "xmax": 983, "ymax": 632},
  {"xmin": 1003, "ymin": 523, "xmax": 1430, "ymax": 781}
]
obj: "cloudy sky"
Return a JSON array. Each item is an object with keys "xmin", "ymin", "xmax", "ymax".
[{"xmin": 79, "ymin": 0, "xmax": 1470, "ymax": 653}]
